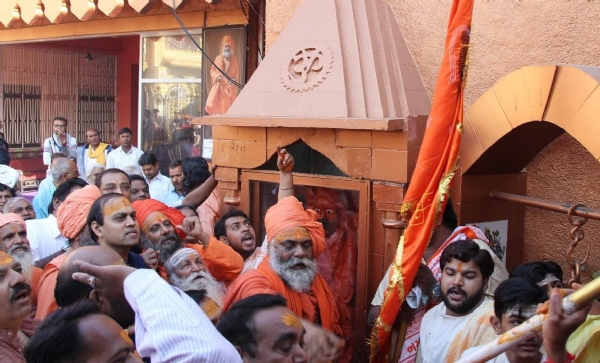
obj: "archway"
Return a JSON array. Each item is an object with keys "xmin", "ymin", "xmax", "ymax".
[{"xmin": 457, "ymin": 64, "xmax": 600, "ymax": 274}]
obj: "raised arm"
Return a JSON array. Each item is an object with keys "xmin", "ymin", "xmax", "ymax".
[
  {"xmin": 277, "ymin": 146, "xmax": 295, "ymax": 201},
  {"xmin": 181, "ymin": 165, "xmax": 218, "ymax": 208}
]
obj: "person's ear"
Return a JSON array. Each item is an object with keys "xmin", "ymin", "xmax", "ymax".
[
  {"xmin": 219, "ymin": 236, "xmax": 230, "ymax": 246},
  {"xmin": 490, "ymin": 315, "xmax": 502, "ymax": 335},
  {"xmin": 52, "ymin": 198, "xmax": 61, "ymax": 212},
  {"xmin": 483, "ymin": 278, "xmax": 489, "ymax": 293},
  {"xmin": 91, "ymin": 221, "xmax": 103, "ymax": 239}
]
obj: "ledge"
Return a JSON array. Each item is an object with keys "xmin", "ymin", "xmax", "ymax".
[{"xmin": 192, "ymin": 116, "xmax": 409, "ymax": 131}]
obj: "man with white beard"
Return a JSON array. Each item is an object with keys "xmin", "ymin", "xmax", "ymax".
[
  {"xmin": 165, "ymin": 247, "xmax": 225, "ymax": 323},
  {"xmin": 0, "ymin": 213, "xmax": 42, "ymax": 310}
]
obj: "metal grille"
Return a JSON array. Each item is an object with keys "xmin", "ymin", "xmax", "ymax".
[{"xmin": 0, "ymin": 46, "xmax": 117, "ymax": 148}]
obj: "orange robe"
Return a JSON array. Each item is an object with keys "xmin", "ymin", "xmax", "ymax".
[
  {"xmin": 30, "ymin": 266, "xmax": 42, "ymax": 308},
  {"xmin": 34, "ymin": 254, "xmax": 67, "ymax": 320},
  {"xmin": 224, "ymin": 256, "xmax": 342, "ymax": 336},
  {"xmin": 158, "ymin": 237, "xmax": 243, "ymax": 283},
  {"xmin": 204, "ymin": 54, "xmax": 240, "ymax": 115}
]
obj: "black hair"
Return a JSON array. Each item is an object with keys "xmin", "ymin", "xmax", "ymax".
[
  {"xmin": 118, "ymin": 127, "xmax": 132, "ymax": 136},
  {"xmin": 175, "ymin": 204, "xmax": 199, "ymax": 217},
  {"xmin": 52, "ymin": 116, "xmax": 68, "ymax": 125},
  {"xmin": 214, "ymin": 209, "xmax": 250, "ymax": 239},
  {"xmin": 94, "ymin": 168, "xmax": 131, "ymax": 189},
  {"xmin": 442, "ymin": 198, "xmax": 459, "ymax": 230},
  {"xmin": 169, "ymin": 159, "xmax": 183, "ymax": 169},
  {"xmin": 129, "ymin": 174, "xmax": 148, "ymax": 186},
  {"xmin": 0, "ymin": 183, "xmax": 15, "ymax": 197},
  {"xmin": 24, "ymin": 301, "xmax": 100, "ymax": 363},
  {"xmin": 86, "ymin": 193, "xmax": 127, "ymax": 242},
  {"xmin": 217, "ymin": 294, "xmax": 288, "ymax": 358},
  {"xmin": 182, "ymin": 157, "xmax": 211, "ymax": 191},
  {"xmin": 493, "ymin": 277, "xmax": 548, "ymax": 318},
  {"xmin": 48, "ymin": 178, "xmax": 87, "ymax": 215},
  {"xmin": 138, "ymin": 152, "xmax": 158, "ymax": 167},
  {"xmin": 440, "ymin": 239, "xmax": 495, "ymax": 280},
  {"xmin": 509, "ymin": 261, "xmax": 564, "ymax": 284}
]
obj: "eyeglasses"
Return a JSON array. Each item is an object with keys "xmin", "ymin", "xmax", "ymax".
[
  {"xmin": 53, "ymin": 124, "xmax": 67, "ymax": 128},
  {"xmin": 103, "ymin": 183, "xmax": 131, "ymax": 193}
]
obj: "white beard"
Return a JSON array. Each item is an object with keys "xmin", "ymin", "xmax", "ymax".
[
  {"xmin": 10, "ymin": 249, "xmax": 33, "ymax": 284},
  {"xmin": 269, "ymin": 244, "xmax": 317, "ymax": 293},
  {"xmin": 170, "ymin": 270, "xmax": 224, "ymax": 307}
]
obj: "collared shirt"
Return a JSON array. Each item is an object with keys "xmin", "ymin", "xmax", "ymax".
[
  {"xmin": 32, "ymin": 177, "xmax": 56, "ymax": 219},
  {"xmin": 105, "ymin": 145, "xmax": 144, "ymax": 171},
  {"xmin": 26, "ymin": 215, "xmax": 68, "ymax": 262},
  {"xmin": 0, "ymin": 318, "xmax": 40, "ymax": 363},
  {"xmin": 124, "ymin": 269, "xmax": 242, "ymax": 362},
  {"xmin": 42, "ymin": 133, "xmax": 77, "ymax": 166},
  {"xmin": 418, "ymin": 298, "xmax": 492, "ymax": 363},
  {"xmin": 146, "ymin": 173, "xmax": 174, "ymax": 203},
  {"xmin": 163, "ymin": 189, "xmax": 185, "ymax": 207}
]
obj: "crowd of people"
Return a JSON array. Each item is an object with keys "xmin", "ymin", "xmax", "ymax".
[{"xmin": 0, "ymin": 116, "xmax": 596, "ymax": 362}]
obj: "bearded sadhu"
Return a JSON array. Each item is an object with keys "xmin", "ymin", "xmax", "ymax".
[
  {"xmin": 205, "ymin": 35, "xmax": 240, "ymax": 115},
  {"xmin": 310, "ymin": 187, "xmax": 358, "ymax": 362}
]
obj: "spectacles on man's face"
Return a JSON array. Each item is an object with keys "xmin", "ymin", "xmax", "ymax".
[
  {"xmin": 53, "ymin": 124, "xmax": 67, "ymax": 128},
  {"xmin": 103, "ymin": 183, "xmax": 131, "ymax": 193}
]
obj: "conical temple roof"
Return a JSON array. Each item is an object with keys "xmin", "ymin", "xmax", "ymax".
[{"xmin": 203, "ymin": 0, "xmax": 430, "ymax": 130}]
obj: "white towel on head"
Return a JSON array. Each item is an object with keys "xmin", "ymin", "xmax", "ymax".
[{"xmin": 0, "ymin": 165, "xmax": 19, "ymax": 188}]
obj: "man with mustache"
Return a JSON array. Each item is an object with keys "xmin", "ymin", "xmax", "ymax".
[
  {"xmin": 165, "ymin": 247, "xmax": 226, "ymax": 322},
  {"xmin": 0, "ymin": 214, "xmax": 42, "ymax": 310},
  {"xmin": 0, "ymin": 251, "xmax": 36, "ymax": 363},
  {"xmin": 4, "ymin": 198, "xmax": 36, "ymax": 221},
  {"xmin": 417, "ymin": 239, "xmax": 495, "ymax": 363},
  {"xmin": 132, "ymin": 198, "xmax": 242, "ymax": 282}
]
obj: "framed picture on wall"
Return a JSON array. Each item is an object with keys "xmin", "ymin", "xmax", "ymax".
[{"xmin": 203, "ymin": 26, "xmax": 247, "ymax": 116}]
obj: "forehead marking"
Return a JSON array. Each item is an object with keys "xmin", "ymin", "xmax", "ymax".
[{"xmin": 281, "ymin": 312, "xmax": 303, "ymax": 329}]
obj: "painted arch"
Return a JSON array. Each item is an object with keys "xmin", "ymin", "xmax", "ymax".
[{"xmin": 461, "ymin": 65, "xmax": 600, "ymax": 175}]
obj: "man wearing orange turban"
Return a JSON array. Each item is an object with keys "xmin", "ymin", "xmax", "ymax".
[
  {"xmin": 0, "ymin": 213, "xmax": 43, "ymax": 310},
  {"xmin": 35, "ymin": 185, "xmax": 101, "ymax": 319},
  {"xmin": 223, "ymin": 196, "xmax": 343, "ymax": 336},
  {"xmin": 132, "ymin": 199, "xmax": 243, "ymax": 283}
]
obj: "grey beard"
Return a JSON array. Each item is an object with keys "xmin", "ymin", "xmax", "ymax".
[
  {"xmin": 140, "ymin": 234, "xmax": 184, "ymax": 264},
  {"xmin": 10, "ymin": 249, "xmax": 33, "ymax": 284},
  {"xmin": 170, "ymin": 270, "xmax": 224, "ymax": 307},
  {"xmin": 223, "ymin": 49, "xmax": 231, "ymax": 58},
  {"xmin": 269, "ymin": 244, "xmax": 317, "ymax": 292}
]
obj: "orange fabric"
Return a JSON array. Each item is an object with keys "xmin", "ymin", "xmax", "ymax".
[
  {"xmin": 223, "ymin": 256, "xmax": 341, "ymax": 336},
  {"xmin": 57, "ymin": 185, "xmax": 101, "ymax": 239},
  {"xmin": 0, "ymin": 213, "xmax": 25, "ymax": 228},
  {"xmin": 30, "ymin": 266, "xmax": 42, "ymax": 308},
  {"xmin": 264, "ymin": 196, "xmax": 326, "ymax": 258},
  {"xmin": 132, "ymin": 199, "xmax": 187, "ymax": 241},
  {"xmin": 34, "ymin": 253, "xmax": 67, "ymax": 320},
  {"xmin": 371, "ymin": 0, "xmax": 474, "ymax": 360},
  {"xmin": 158, "ymin": 239, "xmax": 243, "ymax": 283}
]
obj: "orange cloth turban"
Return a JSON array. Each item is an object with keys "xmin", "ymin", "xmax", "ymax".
[
  {"xmin": 57, "ymin": 185, "xmax": 101, "ymax": 239},
  {"xmin": 131, "ymin": 199, "xmax": 186, "ymax": 241},
  {"xmin": 264, "ymin": 196, "xmax": 325, "ymax": 258},
  {"xmin": 0, "ymin": 213, "xmax": 25, "ymax": 229}
]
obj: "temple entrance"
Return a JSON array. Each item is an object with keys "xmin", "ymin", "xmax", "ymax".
[{"xmin": 457, "ymin": 64, "xmax": 600, "ymax": 277}]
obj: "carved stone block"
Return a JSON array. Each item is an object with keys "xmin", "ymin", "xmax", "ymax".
[
  {"xmin": 0, "ymin": 0, "xmax": 20, "ymax": 28},
  {"xmin": 70, "ymin": 0, "xmax": 96, "ymax": 21},
  {"xmin": 17, "ymin": 0, "xmax": 44, "ymax": 25},
  {"xmin": 97, "ymin": 0, "xmax": 124, "ymax": 17},
  {"xmin": 41, "ymin": 0, "xmax": 68, "ymax": 24}
]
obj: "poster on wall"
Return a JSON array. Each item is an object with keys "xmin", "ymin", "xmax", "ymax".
[
  {"xmin": 467, "ymin": 220, "xmax": 509, "ymax": 265},
  {"xmin": 203, "ymin": 27, "xmax": 247, "ymax": 116}
]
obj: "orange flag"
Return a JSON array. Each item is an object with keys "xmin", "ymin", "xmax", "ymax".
[{"xmin": 369, "ymin": 0, "xmax": 474, "ymax": 361}]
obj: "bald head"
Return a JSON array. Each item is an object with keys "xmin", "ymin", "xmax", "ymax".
[{"xmin": 55, "ymin": 246, "xmax": 122, "ymax": 308}]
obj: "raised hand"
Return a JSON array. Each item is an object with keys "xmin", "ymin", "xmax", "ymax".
[
  {"xmin": 140, "ymin": 248, "xmax": 159, "ymax": 270},
  {"xmin": 177, "ymin": 216, "xmax": 210, "ymax": 246},
  {"xmin": 277, "ymin": 145, "xmax": 295, "ymax": 173}
]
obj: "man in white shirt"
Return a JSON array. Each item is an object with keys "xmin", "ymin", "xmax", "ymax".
[
  {"xmin": 417, "ymin": 239, "xmax": 495, "ymax": 363},
  {"xmin": 50, "ymin": 249, "xmax": 243, "ymax": 362},
  {"xmin": 138, "ymin": 152, "xmax": 173, "ymax": 202},
  {"xmin": 42, "ymin": 117, "xmax": 78, "ymax": 166},
  {"xmin": 27, "ymin": 178, "xmax": 86, "ymax": 264},
  {"xmin": 163, "ymin": 159, "xmax": 186, "ymax": 207},
  {"xmin": 105, "ymin": 127, "xmax": 144, "ymax": 171}
]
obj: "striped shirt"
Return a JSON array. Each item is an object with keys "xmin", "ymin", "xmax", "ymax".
[{"xmin": 124, "ymin": 269, "xmax": 242, "ymax": 362}]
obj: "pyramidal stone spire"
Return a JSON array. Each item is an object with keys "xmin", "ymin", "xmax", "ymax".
[{"xmin": 225, "ymin": 0, "xmax": 430, "ymax": 121}]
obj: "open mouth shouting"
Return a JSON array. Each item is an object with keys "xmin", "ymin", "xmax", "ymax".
[
  {"xmin": 240, "ymin": 232, "xmax": 255, "ymax": 248},
  {"xmin": 446, "ymin": 287, "xmax": 467, "ymax": 302}
]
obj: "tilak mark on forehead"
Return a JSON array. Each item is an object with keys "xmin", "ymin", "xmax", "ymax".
[
  {"xmin": 281, "ymin": 312, "xmax": 303, "ymax": 329},
  {"xmin": 273, "ymin": 227, "xmax": 311, "ymax": 245},
  {"xmin": 104, "ymin": 198, "xmax": 131, "ymax": 216},
  {"xmin": 142, "ymin": 212, "xmax": 168, "ymax": 231}
]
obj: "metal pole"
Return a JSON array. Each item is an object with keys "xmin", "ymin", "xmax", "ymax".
[{"xmin": 489, "ymin": 191, "xmax": 600, "ymax": 221}]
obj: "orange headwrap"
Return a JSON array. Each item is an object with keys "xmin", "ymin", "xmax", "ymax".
[
  {"xmin": 264, "ymin": 196, "xmax": 325, "ymax": 258},
  {"xmin": 57, "ymin": 185, "xmax": 101, "ymax": 239},
  {"xmin": 221, "ymin": 35, "xmax": 234, "ymax": 48},
  {"xmin": 0, "ymin": 213, "xmax": 26, "ymax": 229},
  {"xmin": 131, "ymin": 199, "xmax": 186, "ymax": 241}
]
